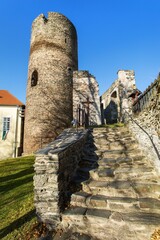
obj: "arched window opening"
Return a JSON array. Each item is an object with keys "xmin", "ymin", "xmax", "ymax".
[
  {"xmin": 31, "ymin": 70, "xmax": 38, "ymax": 87},
  {"xmin": 111, "ymin": 91, "xmax": 117, "ymax": 98}
]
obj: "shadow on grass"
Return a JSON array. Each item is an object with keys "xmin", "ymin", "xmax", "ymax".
[
  {"xmin": 0, "ymin": 174, "xmax": 34, "ymax": 193},
  {"xmin": 0, "ymin": 209, "xmax": 36, "ymax": 239},
  {"xmin": 0, "ymin": 167, "xmax": 34, "ymax": 182}
]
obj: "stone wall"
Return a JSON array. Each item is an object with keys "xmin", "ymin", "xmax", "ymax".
[
  {"xmin": 73, "ymin": 70, "xmax": 101, "ymax": 126},
  {"xmin": 128, "ymin": 75, "xmax": 160, "ymax": 172},
  {"xmin": 132, "ymin": 76, "xmax": 160, "ymax": 135},
  {"xmin": 34, "ymin": 128, "xmax": 88, "ymax": 229},
  {"xmin": 101, "ymin": 70, "xmax": 137, "ymax": 124}
]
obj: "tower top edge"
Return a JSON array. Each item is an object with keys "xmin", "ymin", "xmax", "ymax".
[
  {"xmin": 32, "ymin": 12, "xmax": 76, "ymax": 29},
  {"xmin": 117, "ymin": 69, "xmax": 135, "ymax": 74}
]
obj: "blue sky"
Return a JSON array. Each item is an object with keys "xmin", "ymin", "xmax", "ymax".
[{"xmin": 0, "ymin": 0, "xmax": 160, "ymax": 103}]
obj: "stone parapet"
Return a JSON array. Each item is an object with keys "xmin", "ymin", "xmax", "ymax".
[
  {"xmin": 128, "ymin": 118, "xmax": 160, "ymax": 173},
  {"xmin": 132, "ymin": 75, "xmax": 160, "ymax": 137},
  {"xmin": 133, "ymin": 77, "xmax": 159, "ymax": 113},
  {"xmin": 127, "ymin": 75, "xmax": 160, "ymax": 172},
  {"xmin": 34, "ymin": 128, "xmax": 88, "ymax": 229}
]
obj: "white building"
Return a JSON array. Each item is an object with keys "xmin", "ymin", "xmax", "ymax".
[{"xmin": 0, "ymin": 90, "xmax": 25, "ymax": 160}]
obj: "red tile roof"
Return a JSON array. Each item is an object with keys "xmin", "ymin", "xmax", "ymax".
[{"xmin": 0, "ymin": 90, "xmax": 24, "ymax": 106}]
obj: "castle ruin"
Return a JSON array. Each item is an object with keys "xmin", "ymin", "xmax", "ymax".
[
  {"xmin": 101, "ymin": 70, "xmax": 138, "ymax": 124},
  {"xmin": 27, "ymin": 12, "xmax": 160, "ymax": 240},
  {"xmin": 73, "ymin": 70, "xmax": 101, "ymax": 126}
]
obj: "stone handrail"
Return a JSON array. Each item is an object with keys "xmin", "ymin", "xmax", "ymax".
[{"xmin": 34, "ymin": 128, "xmax": 88, "ymax": 229}]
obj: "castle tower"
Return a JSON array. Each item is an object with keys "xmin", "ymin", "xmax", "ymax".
[{"xmin": 24, "ymin": 12, "xmax": 78, "ymax": 154}]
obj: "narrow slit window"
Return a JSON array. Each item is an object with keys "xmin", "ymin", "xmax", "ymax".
[{"xmin": 31, "ymin": 70, "xmax": 38, "ymax": 87}]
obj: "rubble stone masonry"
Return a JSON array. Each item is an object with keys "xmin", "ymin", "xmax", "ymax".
[
  {"xmin": 129, "ymin": 76, "xmax": 160, "ymax": 172},
  {"xmin": 34, "ymin": 128, "xmax": 88, "ymax": 229},
  {"xmin": 73, "ymin": 70, "xmax": 101, "ymax": 125},
  {"xmin": 24, "ymin": 12, "xmax": 78, "ymax": 154},
  {"xmin": 101, "ymin": 70, "xmax": 136, "ymax": 123}
]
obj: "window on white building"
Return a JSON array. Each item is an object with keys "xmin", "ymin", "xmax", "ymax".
[{"xmin": 2, "ymin": 117, "xmax": 10, "ymax": 140}]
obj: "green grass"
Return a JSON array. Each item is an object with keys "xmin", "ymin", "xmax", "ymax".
[
  {"xmin": 0, "ymin": 156, "xmax": 38, "ymax": 240},
  {"xmin": 89, "ymin": 122, "xmax": 125, "ymax": 128},
  {"xmin": 105, "ymin": 122, "xmax": 125, "ymax": 128}
]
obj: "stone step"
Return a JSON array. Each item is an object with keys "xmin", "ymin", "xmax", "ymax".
[
  {"xmin": 93, "ymin": 134, "xmax": 136, "ymax": 144},
  {"xmin": 101, "ymin": 149, "xmax": 144, "ymax": 159},
  {"xmin": 82, "ymin": 180, "xmax": 137, "ymax": 197},
  {"xmin": 94, "ymin": 136, "xmax": 137, "ymax": 143},
  {"xmin": 80, "ymin": 156, "xmax": 98, "ymax": 164},
  {"xmin": 70, "ymin": 192, "xmax": 160, "ymax": 213},
  {"xmin": 92, "ymin": 127, "xmax": 130, "ymax": 133},
  {"xmin": 60, "ymin": 126, "xmax": 160, "ymax": 240},
  {"xmin": 89, "ymin": 167, "xmax": 119, "ymax": 179},
  {"xmin": 94, "ymin": 142, "xmax": 139, "ymax": 152},
  {"xmin": 98, "ymin": 156, "xmax": 148, "ymax": 165},
  {"xmin": 95, "ymin": 149, "xmax": 145, "ymax": 160},
  {"xmin": 79, "ymin": 159, "xmax": 98, "ymax": 169},
  {"xmin": 82, "ymin": 180, "xmax": 160, "ymax": 198},
  {"xmin": 89, "ymin": 167, "xmax": 158, "ymax": 182},
  {"xmin": 76, "ymin": 166, "xmax": 98, "ymax": 177},
  {"xmin": 97, "ymin": 164, "xmax": 154, "ymax": 173},
  {"xmin": 62, "ymin": 206, "xmax": 160, "ymax": 240}
]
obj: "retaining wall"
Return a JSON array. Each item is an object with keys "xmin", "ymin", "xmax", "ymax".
[
  {"xmin": 128, "ymin": 76, "xmax": 160, "ymax": 173},
  {"xmin": 34, "ymin": 128, "xmax": 88, "ymax": 229}
]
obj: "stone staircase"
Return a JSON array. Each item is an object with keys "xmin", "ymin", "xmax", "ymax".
[{"xmin": 61, "ymin": 126, "xmax": 160, "ymax": 240}]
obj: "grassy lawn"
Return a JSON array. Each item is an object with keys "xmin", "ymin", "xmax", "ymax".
[{"xmin": 0, "ymin": 156, "xmax": 38, "ymax": 240}]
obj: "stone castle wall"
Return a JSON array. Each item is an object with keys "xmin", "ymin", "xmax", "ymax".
[
  {"xmin": 73, "ymin": 70, "xmax": 101, "ymax": 125},
  {"xmin": 132, "ymin": 77, "xmax": 160, "ymax": 135},
  {"xmin": 128, "ymin": 75, "xmax": 160, "ymax": 171},
  {"xmin": 101, "ymin": 70, "xmax": 136, "ymax": 123},
  {"xmin": 34, "ymin": 128, "xmax": 88, "ymax": 229},
  {"xmin": 24, "ymin": 12, "xmax": 78, "ymax": 154}
]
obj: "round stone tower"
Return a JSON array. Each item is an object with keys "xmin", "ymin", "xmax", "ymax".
[{"xmin": 24, "ymin": 12, "xmax": 78, "ymax": 154}]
